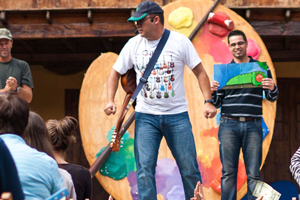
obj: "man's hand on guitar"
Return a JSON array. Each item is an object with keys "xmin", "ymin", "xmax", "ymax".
[{"xmin": 104, "ymin": 102, "xmax": 117, "ymax": 115}]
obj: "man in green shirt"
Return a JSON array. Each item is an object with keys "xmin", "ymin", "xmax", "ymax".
[{"xmin": 0, "ymin": 28, "xmax": 33, "ymax": 103}]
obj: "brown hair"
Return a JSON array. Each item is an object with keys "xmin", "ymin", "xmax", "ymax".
[
  {"xmin": 23, "ymin": 111, "xmax": 54, "ymax": 158},
  {"xmin": 0, "ymin": 92, "xmax": 29, "ymax": 136},
  {"xmin": 46, "ymin": 116, "xmax": 78, "ymax": 151}
]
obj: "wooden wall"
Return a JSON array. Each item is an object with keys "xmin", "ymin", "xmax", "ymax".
[
  {"xmin": 224, "ymin": 0, "xmax": 300, "ymax": 7},
  {"xmin": 0, "ymin": 0, "xmax": 173, "ymax": 10},
  {"xmin": 2, "ymin": 0, "xmax": 300, "ymax": 10}
]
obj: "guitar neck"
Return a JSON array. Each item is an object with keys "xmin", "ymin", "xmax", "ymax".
[
  {"xmin": 114, "ymin": 93, "xmax": 132, "ymax": 133},
  {"xmin": 89, "ymin": 111, "xmax": 136, "ymax": 177}
]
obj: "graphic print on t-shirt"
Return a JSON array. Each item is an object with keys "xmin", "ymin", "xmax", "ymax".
[{"xmin": 134, "ymin": 52, "xmax": 176, "ymax": 100}]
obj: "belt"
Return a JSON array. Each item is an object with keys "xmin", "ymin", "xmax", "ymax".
[{"xmin": 221, "ymin": 116, "xmax": 261, "ymax": 122}]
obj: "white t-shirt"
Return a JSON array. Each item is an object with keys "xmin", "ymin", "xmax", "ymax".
[
  {"xmin": 113, "ymin": 30, "xmax": 201, "ymax": 115},
  {"xmin": 58, "ymin": 168, "xmax": 77, "ymax": 200}
]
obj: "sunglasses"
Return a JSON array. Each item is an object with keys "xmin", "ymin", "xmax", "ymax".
[{"xmin": 134, "ymin": 16, "xmax": 155, "ymax": 26}]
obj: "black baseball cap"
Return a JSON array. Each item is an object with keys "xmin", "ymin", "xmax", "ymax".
[{"xmin": 128, "ymin": 1, "xmax": 163, "ymax": 22}]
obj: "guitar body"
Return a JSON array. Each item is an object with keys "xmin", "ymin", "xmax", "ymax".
[{"xmin": 121, "ymin": 68, "xmax": 136, "ymax": 94}]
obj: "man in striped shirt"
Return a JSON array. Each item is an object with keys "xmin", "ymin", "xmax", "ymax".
[
  {"xmin": 211, "ymin": 30, "xmax": 279, "ymax": 200},
  {"xmin": 290, "ymin": 147, "xmax": 300, "ymax": 186}
]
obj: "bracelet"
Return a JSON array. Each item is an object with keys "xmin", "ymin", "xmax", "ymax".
[{"xmin": 204, "ymin": 99, "xmax": 214, "ymax": 104}]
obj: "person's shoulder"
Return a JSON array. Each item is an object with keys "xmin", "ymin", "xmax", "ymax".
[
  {"xmin": 0, "ymin": 134, "xmax": 26, "ymax": 146},
  {"xmin": 11, "ymin": 57, "xmax": 29, "ymax": 66},
  {"xmin": 25, "ymin": 147, "xmax": 57, "ymax": 166},
  {"xmin": 169, "ymin": 30, "xmax": 188, "ymax": 39},
  {"xmin": 249, "ymin": 56, "xmax": 258, "ymax": 62},
  {"xmin": 0, "ymin": 137, "xmax": 9, "ymax": 152},
  {"xmin": 128, "ymin": 34, "xmax": 142, "ymax": 43},
  {"xmin": 121, "ymin": 34, "xmax": 142, "ymax": 51},
  {"xmin": 61, "ymin": 163, "xmax": 90, "ymax": 174},
  {"xmin": 59, "ymin": 168, "xmax": 72, "ymax": 179},
  {"xmin": 70, "ymin": 163, "xmax": 90, "ymax": 173}
]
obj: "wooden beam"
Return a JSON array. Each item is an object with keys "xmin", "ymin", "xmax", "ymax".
[
  {"xmin": 250, "ymin": 21, "xmax": 300, "ymax": 36},
  {"xmin": 13, "ymin": 53, "xmax": 100, "ymax": 63},
  {"xmin": 7, "ymin": 23, "xmax": 135, "ymax": 39},
  {"xmin": 7, "ymin": 20, "xmax": 300, "ymax": 39}
]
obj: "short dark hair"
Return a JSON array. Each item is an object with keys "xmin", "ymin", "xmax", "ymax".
[
  {"xmin": 227, "ymin": 30, "xmax": 247, "ymax": 44},
  {"xmin": 0, "ymin": 92, "xmax": 29, "ymax": 136}
]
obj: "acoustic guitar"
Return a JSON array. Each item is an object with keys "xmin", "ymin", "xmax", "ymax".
[{"xmin": 110, "ymin": 68, "xmax": 136, "ymax": 152}]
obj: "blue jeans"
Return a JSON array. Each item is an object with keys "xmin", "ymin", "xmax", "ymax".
[
  {"xmin": 134, "ymin": 112, "xmax": 201, "ymax": 200},
  {"xmin": 218, "ymin": 118, "xmax": 262, "ymax": 200}
]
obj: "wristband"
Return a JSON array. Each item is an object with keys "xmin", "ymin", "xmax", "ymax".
[{"xmin": 204, "ymin": 99, "xmax": 214, "ymax": 104}]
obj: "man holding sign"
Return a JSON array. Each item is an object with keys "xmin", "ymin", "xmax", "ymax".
[{"xmin": 210, "ymin": 30, "xmax": 279, "ymax": 200}]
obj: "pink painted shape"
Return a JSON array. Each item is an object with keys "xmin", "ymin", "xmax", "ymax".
[{"xmin": 247, "ymin": 39, "xmax": 261, "ymax": 60}]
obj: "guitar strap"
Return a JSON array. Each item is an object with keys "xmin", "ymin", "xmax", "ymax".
[{"xmin": 128, "ymin": 29, "xmax": 170, "ymax": 108}]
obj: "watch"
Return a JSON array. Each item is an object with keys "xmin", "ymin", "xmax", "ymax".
[
  {"xmin": 16, "ymin": 86, "xmax": 21, "ymax": 92},
  {"xmin": 204, "ymin": 99, "xmax": 214, "ymax": 104}
]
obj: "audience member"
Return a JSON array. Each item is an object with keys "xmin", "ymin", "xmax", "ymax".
[
  {"xmin": 0, "ymin": 28, "xmax": 34, "ymax": 103},
  {"xmin": 290, "ymin": 146, "xmax": 300, "ymax": 186},
  {"xmin": 47, "ymin": 116, "xmax": 92, "ymax": 200},
  {"xmin": 0, "ymin": 92, "xmax": 63, "ymax": 199},
  {"xmin": 23, "ymin": 111, "xmax": 77, "ymax": 199},
  {"xmin": 0, "ymin": 137, "xmax": 24, "ymax": 200}
]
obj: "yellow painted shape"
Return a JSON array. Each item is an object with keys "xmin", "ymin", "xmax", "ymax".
[{"xmin": 168, "ymin": 7, "xmax": 194, "ymax": 29}]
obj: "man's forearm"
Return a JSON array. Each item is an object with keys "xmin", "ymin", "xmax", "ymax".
[
  {"xmin": 107, "ymin": 69, "xmax": 121, "ymax": 103},
  {"xmin": 198, "ymin": 72, "xmax": 212, "ymax": 100},
  {"xmin": 18, "ymin": 86, "xmax": 33, "ymax": 103}
]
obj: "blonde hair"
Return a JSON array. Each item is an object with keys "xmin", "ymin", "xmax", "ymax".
[{"xmin": 46, "ymin": 116, "xmax": 78, "ymax": 151}]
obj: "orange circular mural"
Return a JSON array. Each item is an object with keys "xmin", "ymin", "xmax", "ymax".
[{"xmin": 79, "ymin": 0, "xmax": 277, "ymax": 199}]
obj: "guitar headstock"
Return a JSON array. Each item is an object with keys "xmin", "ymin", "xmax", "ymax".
[{"xmin": 110, "ymin": 131, "xmax": 121, "ymax": 152}]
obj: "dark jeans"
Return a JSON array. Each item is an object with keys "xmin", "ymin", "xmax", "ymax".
[
  {"xmin": 218, "ymin": 118, "xmax": 263, "ymax": 200},
  {"xmin": 134, "ymin": 111, "xmax": 201, "ymax": 200}
]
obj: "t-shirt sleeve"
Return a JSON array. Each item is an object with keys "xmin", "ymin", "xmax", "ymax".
[
  {"xmin": 112, "ymin": 38, "xmax": 135, "ymax": 75},
  {"xmin": 180, "ymin": 34, "xmax": 202, "ymax": 70},
  {"xmin": 21, "ymin": 61, "xmax": 34, "ymax": 89}
]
